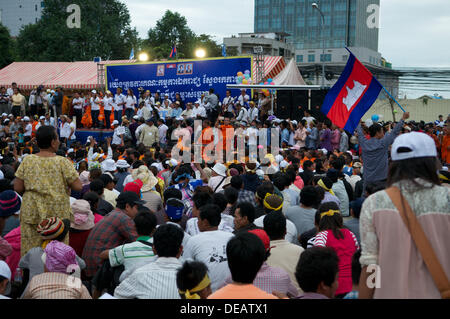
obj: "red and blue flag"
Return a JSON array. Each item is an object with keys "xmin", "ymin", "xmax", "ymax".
[
  {"xmin": 321, "ymin": 52, "xmax": 382, "ymax": 133},
  {"xmin": 169, "ymin": 45, "xmax": 177, "ymax": 59}
]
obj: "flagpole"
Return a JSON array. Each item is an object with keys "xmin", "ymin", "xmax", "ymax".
[
  {"xmin": 381, "ymin": 86, "xmax": 406, "ymax": 113},
  {"xmin": 345, "ymin": 47, "xmax": 406, "ymax": 113}
]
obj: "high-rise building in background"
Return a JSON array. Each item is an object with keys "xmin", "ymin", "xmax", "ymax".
[
  {"xmin": 0, "ymin": 0, "xmax": 44, "ymax": 37},
  {"xmin": 254, "ymin": 0, "xmax": 399, "ymax": 97}
]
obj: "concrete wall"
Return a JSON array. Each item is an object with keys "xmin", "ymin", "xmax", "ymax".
[{"xmin": 363, "ymin": 98, "xmax": 450, "ymax": 123}]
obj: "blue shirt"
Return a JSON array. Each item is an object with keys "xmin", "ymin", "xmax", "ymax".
[
  {"xmin": 171, "ymin": 107, "xmax": 182, "ymax": 118},
  {"xmin": 281, "ymin": 128, "xmax": 290, "ymax": 144}
]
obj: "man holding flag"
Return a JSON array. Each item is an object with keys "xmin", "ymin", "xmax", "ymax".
[{"xmin": 321, "ymin": 50, "xmax": 409, "ymax": 193}]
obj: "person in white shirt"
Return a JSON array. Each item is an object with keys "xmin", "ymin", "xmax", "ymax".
[
  {"xmin": 235, "ymin": 103, "xmax": 249, "ymax": 123},
  {"xmin": 90, "ymin": 90, "xmax": 101, "ymax": 128},
  {"xmin": 44, "ymin": 112, "xmax": 56, "ymax": 127},
  {"xmin": 111, "ymin": 120, "xmax": 123, "ymax": 146},
  {"xmin": 345, "ymin": 162, "xmax": 362, "ymax": 192},
  {"xmin": 114, "ymin": 88, "xmax": 126, "ymax": 124},
  {"xmin": 23, "ymin": 117, "xmax": 33, "ymax": 138},
  {"xmin": 181, "ymin": 102, "xmax": 194, "ymax": 119},
  {"xmin": 67, "ymin": 116, "xmax": 76, "ymax": 147},
  {"xmin": 192, "ymin": 101, "xmax": 206, "ymax": 119},
  {"xmin": 103, "ymin": 90, "xmax": 114, "ymax": 129},
  {"xmin": 183, "ymin": 204, "xmax": 234, "ymax": 292},
  {"xmin": 144, "ymin": 90, "xmax": 155, "ymax": 109},
  {"xmin": 157, "ymin": 118, "xmax": 168, "ymax": 148},
  {"xmin": 248, "ymin": 101, "xmax": 259, "ymax": 123},
  {"xmin": 135, "ymin": 119, "xmax": 146, "ymax": 143},
  {"xmin": 245, "ymin": 120, "xmax": 259, "ymax": 150},
  {"xmin": 35, "ymin": 116, "xmax": 46, "ymax": 131},
  {"xmin": 124, "ymin": 89, "xmax": 137, "ymax": 121},
  {"xmin": 302, "ymin": 110, "xmax": 316, "ymax": 127},
  {"xmin": 72, "ymin": 92, "xmax": 84, "ymax": 128},
  {"xmin": 114, "ymin": 224, "xmax": 184, "ymax": 299},
  {"xmin": 162, "ymin": 94, "xmax": 172, "ymax": 106},
  {"xmin": 222, "ymin": 90, "xmax": 235, "ymax": 116},
  {"xmin": 59, "ymin": 115, "xmax": 71, "ymax": 142},
  {"xmin": 238, "ymin": 89, "xmax": 250, "ymax": 106}
]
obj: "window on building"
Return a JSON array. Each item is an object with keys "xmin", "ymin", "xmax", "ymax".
[
  {"xmin": 35, "ymin": 4, "xmax": 38, "ymax": 11},
  {"xmin": 308, "ymin": 54, "xmax": 315, "ymax": 62},
  {"xmin": 297, "ymin": 55, "xmax": 304, "ymax": 63},
  {"xmin": 320, "ymin": 54, "xmax": 332, "ymax": 62}
]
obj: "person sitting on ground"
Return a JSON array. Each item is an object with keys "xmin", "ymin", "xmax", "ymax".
[
  {"xmin": 69, "ymin": 199, "xmax": 97, "ymax": 257},
  {"xmin": 88, "ymin": 179, "xmax": 114, "ymax": 216},
  {"xmin": 114, "ymin": 224, "xmax": 184, "ymax": 299},
  {"xmin": 221, "ymin": 229, "xmax": 299, "ymax": 297},
  {"xmin": 286, "ymin": 186, "xmax": 321, "ymax": 237},
  {"xmin": 22, "ymin": 240, "xmax": 91, "ymax": 299},
  {"xmin": 344, "ymin": 197, "xmax": 364, "ymax": 245},
  {"xmin": 99, "ymin": 174, "xmax": 119, "ymax": 208},
  {"xmin": 294, "ymin": 247, "xmax": 339, "ymax": 299},
  {"xmin": 317, "ymin": 177, "xmax": 341, "ymax": 207},
  {"xmin": 207, "ymin": 232, "xmax": 277, "ymax": 299},
  {"xmin": 19, "ymin": 217, "xmax": 86, "ymax": 293},
  {"xmin": 176, "ymin": 260, "xmax": 212, "ymax": 299},
  {"xmin": 82, "ymin": 192, "xmax": 142, "ymax": 280},
  {"xmin": 233, "ymin": 202, "xmax": 260, "ymax": 234},
  {"xmin": 99, "ymin": 210, "xmax": 157, "ymax": 283},
  {"xmin": 264, "ymin": 211, "xmax": 304, "ymax": 295},
  {"xmin": 253, "ymin": 193, "xmax": 298, "ymax": 244},
  {"xmin": 222, "ymin": 187, "xmax": 239, "ymax": 216},
  {"xmin": 183, "ymin": 204, "xmax": 234, "ymax": 292},
  {"xmin": 231, "ymin": 175, "xmax": 256, "ymax": 206},
  {"xmin": 312, "ymin": 202, "xmax": 359, "ymax": 298}
]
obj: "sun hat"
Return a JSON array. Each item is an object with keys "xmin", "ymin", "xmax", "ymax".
[
  {"xmin": 212, "ymin": 163, "xmax": 227, "ymax": 177},
  {"xmin": 36, "ymin": 217, "xmax": 70, "ymax": 240},
  {"xmin": 79, "ymin": 171, "xmax": 90, "ymax": 186},
  {"xmin": 391, "ymin": 132, "xmax": 437, "ymax": 161},
  {"xmin": 70, "ymin": 200, "xmax": 95, "ymax": 231},
  {"xmin": 248, "ymin": 229, "xmax": 271, "ymax": 252},
  {"xmin": 41, "ymin": 241, "xmax": 78, "ymax": 275},
  {"xmin": 131, "ymin": 165, "xmax": 158, "ymax": 192},
  {"xmin": 352, "ymin": 162, "xmax": 362, "ymax": 168},
  {"xmin": 0, "ymin": 190, "xmax": 21, "ymax": 217},
  {"xmin": 169, "ymin": 159, "xmax": 178, "ymax": 167},
  {"xmin": 279, "ymin": 160, "xmax": 289, "ymax": 169},
  {"xmin": 116, "ymin": 159, "xmax": 130, "ymax": 169},
  {"xmin": 123, "ymin": 179, "xmax": 144, "ymax": 196},
  {"xmin": 275, "ymin": 154, "xmax": 284, "ymax": 164},
  {"xmin": 101, "ymin": 159, "xmax": 117, "ymax": 172}
]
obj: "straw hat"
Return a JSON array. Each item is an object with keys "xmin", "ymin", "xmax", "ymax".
[{"xmin": 131, "ymin": 165, "xmax": 158, "ymax": 192}]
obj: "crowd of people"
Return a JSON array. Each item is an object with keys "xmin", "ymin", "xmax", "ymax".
[{"xmin": 0, "ymin": 82, "xmax": 449, "ymax": 300}]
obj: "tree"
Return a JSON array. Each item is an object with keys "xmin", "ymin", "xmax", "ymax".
[
  {"xmin": 0, "ymin": 23, "xmax": 15, "ymax": 68},
  {"xmin": 144, "ymin": 10, "xmax": 222, "ymax": 60},
  {"xmin": 16, "ymin": 0, "xmax": 138, "ymax": 61}
]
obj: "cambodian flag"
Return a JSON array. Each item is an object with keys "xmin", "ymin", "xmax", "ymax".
[
  {"xmin": 321, "ymin": 51, "xmax": 382, "ymax": 133},
  {"xmin": 169, "ymin": 45, "xmax": 177, "ymax": 59}
]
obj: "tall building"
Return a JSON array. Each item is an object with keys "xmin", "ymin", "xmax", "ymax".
[
  {"xmin": 0, "ymin": 0, "xmax": 44, "ymax": 37},
  {"xmin": 254, "ymin": 0, "xmax": 399, "ymax": 98}
]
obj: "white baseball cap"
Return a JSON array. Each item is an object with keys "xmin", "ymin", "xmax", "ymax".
[
  {"xmin": 23, "ymin": 116, "xmax": 30, "ymax": 122},
  {"xmin": 1, "ymin": 113, "xmax": 7, "ymax": 117},
  {"xmin": 391, "ymin": 132, "xmax": 437, "ymax": 161},
  {"xmin": 280, "ymin": 160, "xmax": 289, "ymax": 169},
  {"xmin": 112, "ymin": 120, "xmax": 119, "ymax": 126},
  {"xmin": 92, "ymin": 90, "xmax": 97, "ymax": 94},
  {"xmin": 39, "ymin": 116, "xmax": 45, "ymax": 120}
]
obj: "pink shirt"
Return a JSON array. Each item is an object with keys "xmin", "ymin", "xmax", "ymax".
[{"xmin": 313, "ymin": 228, "xmax": 359, "ymax": 295}]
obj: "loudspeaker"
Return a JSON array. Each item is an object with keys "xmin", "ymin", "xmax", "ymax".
[
  {"xmin": 291, "ymin": 90, "xmax": 308, "ymax": 120},
  {"xmin": 310, "ymin": 89, "xmax": 330, "ymax": 122},
  {"xmin": 275, "ymin": 91, "xmax": 292, "ymax": 119}
]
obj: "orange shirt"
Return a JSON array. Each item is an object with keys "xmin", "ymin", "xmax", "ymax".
[
  {"xmin": 208, "ymin": 284, "xmax": 278, "ymax": 299},
  {"xmin": 442, "ymin": 134, "xmax": 450, "ymax": 164},
  {"xmin": 221, "ymin": 125, "xmax": 234, "ymax": 152}
]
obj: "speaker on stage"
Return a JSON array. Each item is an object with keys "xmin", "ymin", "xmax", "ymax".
[
  {"xmin": 310, "ymin": 89, "xmax": 330, "ymax": 122},
  {"xmin": 275, "ymin": 91, "xmax": 292, "ymax": 119}
]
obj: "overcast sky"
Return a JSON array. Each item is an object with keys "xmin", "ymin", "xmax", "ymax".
[{"xmin": 123, "ymin": 0, "xmax": 450, "ymax": 68}]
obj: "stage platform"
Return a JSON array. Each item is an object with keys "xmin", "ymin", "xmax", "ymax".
[{"xmin": 76, "ymin": 129, "xmax": 114, "ymax": 144}]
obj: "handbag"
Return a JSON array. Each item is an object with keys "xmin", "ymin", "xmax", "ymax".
[{"xmin": 386, "ymin": 186, "xmax": 450, "ymax": 299}]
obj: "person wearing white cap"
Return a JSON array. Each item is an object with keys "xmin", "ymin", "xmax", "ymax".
[
  {"xmin": 111, "ymin": 120, "xmax": 123, "ymax": 146},
  {"xmin": 359, "ymin": 131, "xmax": 450, "ymax": 299},
  {"xmin": 0, "ymin": 260, "xmax": 11, "ymax": 299},
  {"xmin": 23, "ymin": 116, "xmax": 33, "ymax": 138},
  {"xmin": 103, "ymin": 90, "xmax": 114, "ymax": 129},
  {"xmin": 208, "ymin": 163, "xmax": 228, "ymax": 193},
  {"xmin": 90, "ymin": 90, "xmax": 101, "ymax": 128},
  {"xmin": 192, "ymin": 100, "xmax": 206, "ymax": 119}
]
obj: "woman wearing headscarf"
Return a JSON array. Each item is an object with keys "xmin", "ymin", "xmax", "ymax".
[
  {"xmin": 14, "ymin": 126, "xmax": 82, "ymax": 256},
  {"xmin": 21, "ymin": 240, "xmax": 91, "ymax": 299}
]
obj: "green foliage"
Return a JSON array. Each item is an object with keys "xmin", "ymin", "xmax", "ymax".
[
  {"xmin": 16, "ymin": 0, "xmax": 138, "ymax": 61},
  {"xmin": 0, "ymin": 23, "xmax": 15, "ymax": 68},
  {"xmin": 144, "ymin": 10, "xmax": 221, "ymax": 60}
]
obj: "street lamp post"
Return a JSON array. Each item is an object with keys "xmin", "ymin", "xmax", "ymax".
[{"xmin": 312, "ymin": 2, "xmax": 325, "ymax": 88}]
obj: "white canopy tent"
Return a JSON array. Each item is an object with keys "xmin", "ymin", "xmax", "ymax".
[{"xmin": 272, "ymin": 58, "xmax": 307, "ymax": 85}]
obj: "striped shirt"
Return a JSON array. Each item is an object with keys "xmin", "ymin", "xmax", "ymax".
[
  {"xmin": 109, "ymin": 236, "xmax": 157, "ymax": 282},
  {"xmin": 22, "ymin": 272, "xmax": 92, "ymax": 299},
  {"xmin": 114, "ymin": 257, "xmax": 182, "ymax": 299}
]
